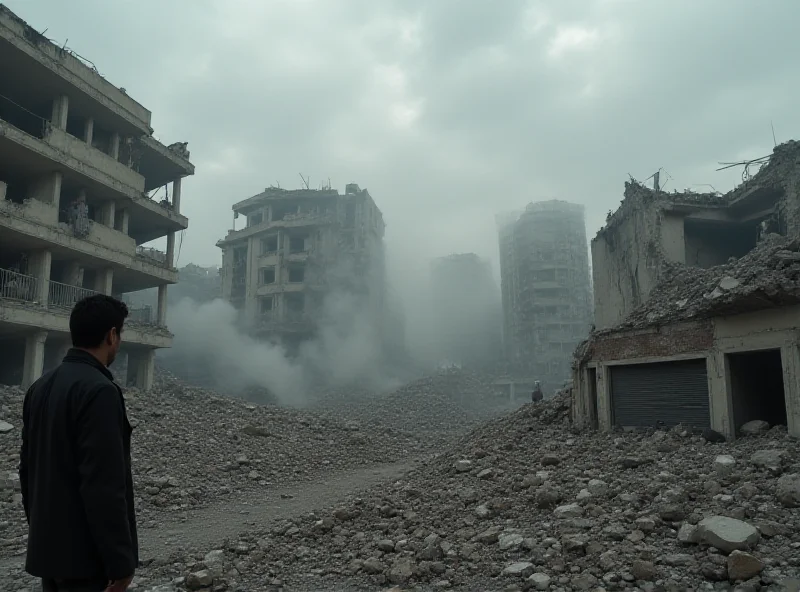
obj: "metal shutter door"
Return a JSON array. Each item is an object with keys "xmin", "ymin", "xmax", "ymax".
[{"xmin": 610, "ymin": 359, "xmax": 710, "ymax": 428}]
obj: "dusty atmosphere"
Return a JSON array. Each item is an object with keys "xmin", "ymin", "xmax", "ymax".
[{"xmin": 1, "ymin": 1, "xmax": 800, "ymax": 591}]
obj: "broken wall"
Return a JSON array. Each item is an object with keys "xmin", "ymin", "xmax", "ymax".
[{"xmin": 592, "ymin": 183, "xmax": 688, "ymax": 330}]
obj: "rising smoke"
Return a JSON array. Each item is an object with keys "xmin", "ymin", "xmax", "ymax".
[{"xmin": 161, "ymin": 288, "xmax": 403, "ymax": 406}]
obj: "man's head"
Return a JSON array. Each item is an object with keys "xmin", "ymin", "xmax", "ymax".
[{"xmin": 69, "ymin": 294, "xmax": 129, "ymax": 366}]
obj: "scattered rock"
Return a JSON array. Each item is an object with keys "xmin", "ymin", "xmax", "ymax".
[
  {"xmin": 714, "ymin": 454, "xmax": 736, "ymax": 477},
  {"xmin": 702, "ymin": 428, "xmax": 727, "ymax": 443},
  {"xmin": 185, "ymin": 570, "xmax": 213, "ymax": 590},
  {"xmin": 528, "ymin": 573, "xmax": 551, "ymax": 590},
  {"xmin": 693, "ymin": 516, "xmax": 761, "ymax": 553},
  {"xmin": 631, "ymin": 560, "xmax": 657, "ymax": 581},
  {"xmin": 740, "ymin": 420, "xmax": 770, "ymax": 436},
  {"xmin": 776, "ymin": 473, "xmax": 800, "ymax": 508},
  {"xmin": 503, "ymin": 562, "xmax": 534, "ymax": 577},
  {"xmin": 751, "ymin": 449, "xmax": 788, "ymax": 474},
  {"xmin": 727, "ymin": 550, "xmax": 764, "ymax": 581},
  {"xmin": 553, "ymin": 503, "xmax": 583, "ymax": 518}
]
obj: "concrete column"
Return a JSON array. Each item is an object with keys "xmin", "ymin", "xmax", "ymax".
[
  {"xmin": 166, "ymin": 232, "xmax": 176, "ymax": 267},
  {"xmin": 127, "ymin": 349, "xmax": 155, "ymax": 391},
  {"xmin": 172, "ymin": 177, "xmax": 182, "ymax": 214},
  {"xmin": 100, "ymin": 201, "xmax": 116, "ymax": 228},
  {"xmin": 157, "ymin": 285, "xmax": 168, "ymax": 325},
  {"xmin": 707, "ymin": 351, "xmax": 735, "ymax": 439},
  {"xmin": 780, "ymin": 345, "xmax": 800, "ymax": 439},
  {"xmin": 596, "ymin": 364, "xmax": 613, "ymax": 431},
  {"xmin": 22, "ymin": 331, "xmax": 47, "ymax": 389},
  {"xmin": 110, "ymin": 133, "xmax": 121, "ymax": 160},
  {"xmin": 0, "ymin": 181, "xmax": 7, "ymax": 200},
  {"xmin": 94, "ymin": 268, "xmax": 113, "ymax": 295},
  {"xmin": 64, "ymin": 261, "xmax": 84, "ymax": 287},
  {"xmin": 119, "ymin": 209, "xmax": 129, "ymax": 235},
  {"xmin": 27, "ymin": 172, "xmax": 63, "ymax": 207},
  {"xmin": 50, "ymin": 95, "xmax": 69, "ymax": 130},
  {"xmin": 83, "ymin": 117, "xmax": 94, "ymax": 145},
  {"xmin": 28, "ymin": 250, "xmax": 52, "ymax": 305}
]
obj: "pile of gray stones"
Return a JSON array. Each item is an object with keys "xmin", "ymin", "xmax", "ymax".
[{"xmin": 2, "ymin": 377, "xmax": 800, "ymax": 591}]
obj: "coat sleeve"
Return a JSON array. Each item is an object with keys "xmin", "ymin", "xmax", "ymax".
[
  {"xmin": 75, "ymin": 384, "xmax": 136, "ymax": 580},
  {"xmin": 18, "ymin": 387, "xmax": 31, "ymax": 523}
]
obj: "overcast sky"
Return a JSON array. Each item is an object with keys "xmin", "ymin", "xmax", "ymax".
[{"xmin": 6, "ymin": 0, "xmax": 800, "ymax": 277}]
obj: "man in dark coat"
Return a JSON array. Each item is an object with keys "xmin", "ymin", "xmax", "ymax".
[{"xmin": 20, "ymin": 294, "xmax": 137, "ymax": 592}]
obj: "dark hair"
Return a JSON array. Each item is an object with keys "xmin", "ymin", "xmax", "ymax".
[{"xmin": 70, "ymin": 294, "xmax": 129, "ymax": 348}]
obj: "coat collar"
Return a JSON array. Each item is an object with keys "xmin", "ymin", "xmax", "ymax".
[{"xmin": 63, "ymin": 348, "xmax": 115, "ymax": 383}]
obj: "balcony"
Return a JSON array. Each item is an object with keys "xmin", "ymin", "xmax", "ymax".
[
  {"xmin": 0, "ymin": 199, "xmax": 176, "ymax": 286},
  {"xmin": 218, "ymin": 212, "xmax": 335, "ymax": 245},
  {"xmin": 0, "ymin": 267, "xmax": 170, "ymax": 347},
  {"xmin": 135, "ymin": 246, "xmax": 168, "ymax": 267},
  {"xmin": 0, "ymin": 114, "xmax": 186, "ymax": 239}
]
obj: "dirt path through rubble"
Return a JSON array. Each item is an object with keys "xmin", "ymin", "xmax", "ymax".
[
  {"xmin": 0, "ymin": 459, "xmax": 419, "ymax": 573},
  {"xmin": 141, "ymin": 458, "xmax": 419, "ymax": 557}
]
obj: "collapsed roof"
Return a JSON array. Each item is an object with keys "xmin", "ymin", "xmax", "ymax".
[
  {"xmin": 591, "ymin": 140, "xmax": 800, "ymax": 336},
  {"xmin": 622, "ymin": 234, "xmax": 800, "ymax": 329}
]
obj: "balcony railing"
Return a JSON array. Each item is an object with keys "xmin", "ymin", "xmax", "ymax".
[
  {"xmin": 0, "ymin": 267, "xmax": 165, "ymax": 327},
  {"xmin": 48, "ymin": 280, "xmax": 97, "ymax": 310},
  {"xmin": 135, "ymin": 246, "xmax": 168, "ymax": 266},
  {"xmin": 0, "ymin": 268, "xmax": 39, "ymax": 302},
  {"xmin": 127, "ymin": 305, "xmax": 158, "ymax": 325}
]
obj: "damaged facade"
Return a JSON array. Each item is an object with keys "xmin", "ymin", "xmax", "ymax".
[
  {"xmin": 217, "ymin": 184, "xmax": 386, "ymax": 349},
  {"xmin": 497, "ymin": 200, "xmax": 593, "ymax": 391},
  {"xmin": 574, "ymin": 141, "xmax": 800, "ymax": 438},
  {"xmin": 428, "ymin": 253, "xmax": 503, "ymax": 368},
  {"xmin": 0, "ymin": 5, "xmax": 194, "ymax": 389}
]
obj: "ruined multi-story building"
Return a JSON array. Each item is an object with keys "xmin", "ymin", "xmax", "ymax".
[
  {"xmin": 428, "ymin": 253, "xmax": 503, "ymax": 368},
  {"xmin": 0, "ymin": 5, "xmax": 194, "ymax": 389},
  {"xmin": 573, "ymin": 141, "xmax": 800, "ymax": 439},
  {"xmin": 497, "ymin": 200, "xmax": 593, "ymax": 390},
  {"xmin": 217, "ymin": 184, "xmax": 385, "ymax": 349}
]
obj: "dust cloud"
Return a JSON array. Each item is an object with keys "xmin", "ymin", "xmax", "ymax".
[{"xmin": 161, "ymin": 289, "xmax": 404, "ymax": 406}]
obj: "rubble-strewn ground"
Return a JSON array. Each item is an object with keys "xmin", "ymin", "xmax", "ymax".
[
  {"xmin": 0, "ymin": 368, "xmax": 511, "ymax": 591},
  {"xmin": 136, "ymin": 394, "xmax": 797, "ymax": 592},
  {"xmin": 313, "ymin": 369, "xmax": 511, "ymax": 445},
  {"xmin": 2, "ymin": 375, "xmax": 799, "ymax": 591}
]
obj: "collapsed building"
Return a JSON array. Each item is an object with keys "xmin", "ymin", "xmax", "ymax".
[
  {"xmin": 217, "ymin": 184, "xmax": 386, "ymax": 350},
  {"xmin": 497, "ymin": 200, "xmax": 593, "ymax": 391},
  {"xmin": 573, "ymin": 141, "xmax": 800, "ymax": 439},
  {"xmin": 427, "ymin": 253, "xmax": 503, "ymax": 369},
  {"xmin": 0, "ymin": 5, "xmax": 194, "ymax": 389}
]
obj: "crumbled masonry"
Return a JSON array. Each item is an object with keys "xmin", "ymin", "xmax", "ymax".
[
  {"xmin": 622, "ymin": 234, "xmax": 800, "ymax": 330},
  {"xmin": 3, "ymin": 375, "xmax": 799, "ymax": 591}
]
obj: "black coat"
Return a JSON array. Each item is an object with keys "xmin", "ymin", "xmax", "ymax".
[{"xmin": 19, "ymin": 349, "xmax": 138, "ymax": 581}]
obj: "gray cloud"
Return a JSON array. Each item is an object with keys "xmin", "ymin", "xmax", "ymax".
[{"xmin": 7, "ymin": 0, "xmax": 800, "ymax": 282}]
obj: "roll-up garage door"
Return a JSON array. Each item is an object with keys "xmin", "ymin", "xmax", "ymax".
[{"xmin": 610, "ymin": 359, "xmax": 710, "ymax": 428}]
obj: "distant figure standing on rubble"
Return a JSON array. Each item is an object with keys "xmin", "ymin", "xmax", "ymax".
[
  {"xmin": 531, "ymin": 381, "xmax": 544, "ymax": 403},
  {"xmin": 19, "ymin": 295, "xmax": 137, "ymax": 592}
]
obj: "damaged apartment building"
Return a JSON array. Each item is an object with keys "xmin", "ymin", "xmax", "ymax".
[
  {"xmin": 0, "ymin": 5, "xmax": 194, "ymax": 389},
  {"xmin": 497, "ymin": 201, "xmax": 593, "ymax": 391},
  {"xmin": 573, "ymin": 141, "xmax": 800, "ymax": 439},
  {"xmin": 217, "ymin": 184, "xmax": 385, "ymax": 349}
]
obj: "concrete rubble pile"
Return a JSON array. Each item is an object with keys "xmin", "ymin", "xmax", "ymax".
[
  {"xmin": 314, "ymin": 368, "xmax": 506, "ymax": 445},
  {"xmin": 132, "ymin": 395, "xmax": 800, "ymax": 591},
  {"xmin": 0, "ymin": 373, "xmax": 427, "ymax": 563},
  {"xmin": 623, "ymin": 234, "xmax": 800, "ymax": 330}
]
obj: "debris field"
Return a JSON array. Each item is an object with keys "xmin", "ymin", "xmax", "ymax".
[{"xmin": 1, "ymin": 373, "xmax": 799, "ymax": 591}]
